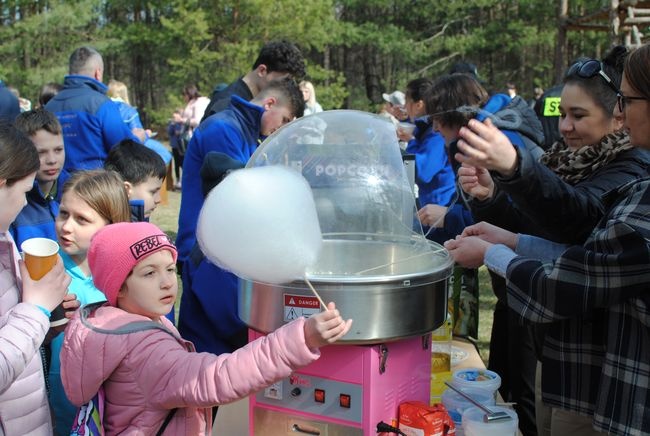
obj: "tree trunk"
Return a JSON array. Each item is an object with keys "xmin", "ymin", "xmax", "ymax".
[{"xmin": 554, "ymin": 0, "xmax": 569, "ymax": 83}]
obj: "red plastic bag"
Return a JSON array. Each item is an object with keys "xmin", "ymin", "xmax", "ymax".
[{"xmin": 398, "ymin": 401, "xmax": 456, "ymax": 436}]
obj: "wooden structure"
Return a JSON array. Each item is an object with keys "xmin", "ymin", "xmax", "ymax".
[
  {"xmin": 565, "ymin": 0, "xmax": 650, "ymax": 47},
  {"xmin": 554, "ymin": 0, "xmax": 650, "ymax": 81}
]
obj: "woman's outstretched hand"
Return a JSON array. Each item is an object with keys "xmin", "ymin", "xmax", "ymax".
[{"xmin": 444, "ymin": 236, "xmax": 492, "ymax": 269}]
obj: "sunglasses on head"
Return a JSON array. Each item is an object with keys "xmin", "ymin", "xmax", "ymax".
[{"xmin": 567, "ymin": 59, "xmax": 620, "ymax": 94}]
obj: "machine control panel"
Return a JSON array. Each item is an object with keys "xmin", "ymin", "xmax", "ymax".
[{"xmin": 257, "ymin": 373, "xmax": 363, "ymax": 423}]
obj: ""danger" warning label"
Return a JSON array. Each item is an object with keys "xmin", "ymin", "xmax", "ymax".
[{"xmin": 284, "ymin": 294, "xmax": 321, "ymax": 321}]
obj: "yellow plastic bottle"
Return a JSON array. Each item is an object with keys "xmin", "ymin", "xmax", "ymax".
[{"xmin": 430, "ymin": 312, "xmax": 452, "ymax": 405}]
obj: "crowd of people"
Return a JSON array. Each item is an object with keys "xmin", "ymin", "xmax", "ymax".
[{"xmin": 0, "ymin": 37, "xmax": 649, "ymax": 436}]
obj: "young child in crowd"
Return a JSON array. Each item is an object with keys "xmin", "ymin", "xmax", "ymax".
[
  {"xmin": 61, "ymin": 221, "xmax": 352, "ymax": 434},
  {"xmin": 167, "ymin": 109, "xmax": 186, "ymax": 188},
  {"xmin": 0, "ymin": 121, "xmax": 71, "ymax": 435},
  {"xmin": 104, "ymin": 139, "xmax": 166, "ymax": 222},
  {"xmin": 10, "ymin": 108, "xmax": 69, "ymax": 247},
  {"xmin": 49, "ymin": 169, "xmax": 131, "ymax": 435}
]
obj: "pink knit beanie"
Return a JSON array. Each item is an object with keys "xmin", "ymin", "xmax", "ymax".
[{"xmin": 88, "ymin": 222, "xmax": 178, "ymax": 306}]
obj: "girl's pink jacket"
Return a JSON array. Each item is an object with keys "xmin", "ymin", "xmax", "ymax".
[
  {"xmin": 61, "ymin": 304, "xmax": 320, "ymax": 435},
  {"xmin": 0, "ymin": 233, "xmax": 52, "ymax": 435}
]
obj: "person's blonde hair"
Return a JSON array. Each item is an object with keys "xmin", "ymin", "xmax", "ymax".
[
  {"xmin": 62, "ymin": 169, "xmax": 131, "ymax": 224},
  {"xmin": 107, "ymin": 80, "xmax": 130, "ymax": 105},
  {"xmin": 299, "ymin": 80, "xmax": 317, "ymax": 106}
]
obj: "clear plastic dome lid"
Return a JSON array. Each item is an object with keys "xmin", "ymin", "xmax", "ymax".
[{"xmin": 247, "ymin": 110, "xmax": 450, "ymax": 279}]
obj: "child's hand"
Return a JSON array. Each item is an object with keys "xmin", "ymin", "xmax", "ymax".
[
  {"xmin": 304, "ymin": 302, "xmax": 353, "ymax": 349},
  {"xmin": 20, "ymin": 256, "xmax": 71, "ymax": 312},
  {"xmin": 62, "ymin": 293, "xmax": 80, "ymax": 319}
]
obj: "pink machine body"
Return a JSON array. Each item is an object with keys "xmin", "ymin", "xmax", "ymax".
[{"xmin": 250, "ymin": 332, "xmax": 432, "ymax": 435}]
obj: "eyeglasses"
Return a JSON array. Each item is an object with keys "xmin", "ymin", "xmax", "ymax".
[
  {"xmin": 617, "ymin": 92, "xmax": 649, "ymax": 112},
  {"xmin": 567, "ymin": 59, "xmax": 620, "ymax": 94}
]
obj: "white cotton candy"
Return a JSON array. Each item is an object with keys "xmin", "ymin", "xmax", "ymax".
[{"xmin": 197, "ymin": 165, "xmax": 323, "ymax": 284}]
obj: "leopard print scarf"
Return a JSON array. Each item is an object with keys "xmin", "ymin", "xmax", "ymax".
[{"xmin": 539, "ymin": 130, "xmax": 633, "ymax": 184}]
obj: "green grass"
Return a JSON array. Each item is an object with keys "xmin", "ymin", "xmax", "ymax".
[
  {"xmin": 476, "ymin": 266, "xmax": 497, "ymax": 365},
  {"xmin": 152, "ymin": 188, "xmax": 497, "ymax": 365}
]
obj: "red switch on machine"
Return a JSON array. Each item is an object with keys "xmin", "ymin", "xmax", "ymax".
[
  {"xmin": 314, "ymin": 389, "xmax": 326, "ymax": 403},
  {"xmin": 339, "ymin": 394, "xmax": 351, "ymax": 408}
]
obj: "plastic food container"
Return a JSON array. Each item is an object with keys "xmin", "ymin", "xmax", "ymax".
[
  {"xmin": 442, "ymin": 387, "xmax": 496, "ymax": 433},
  {"xmin": 451, "ymin": 368, "xmax": 501, "ymax": 399},
  {"xmin": 462, "ymin": 405, "xmax": 518, "ymax": 436}
]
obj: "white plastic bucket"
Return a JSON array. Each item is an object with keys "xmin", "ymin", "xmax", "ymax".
[
  {"xmin": 462, "ymin": 405, "xmax": 518, "ymax": 436},
  {"xmin": 451, "ymin": 368, "xmax": 501, "ymax": 399},
  {"xmin": 442, "ymin": 386, "xmax": 496, "ymax": 430}
]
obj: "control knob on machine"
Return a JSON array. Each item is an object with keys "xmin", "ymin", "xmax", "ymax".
[{"xmin": 291, "ymin": 387, "xmax": 302, "ymax": 397}]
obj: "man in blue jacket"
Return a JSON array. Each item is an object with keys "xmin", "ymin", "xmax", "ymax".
[
  {"xmin": 45, "ymin": 46, "xmax": 137, "ymax": 172},
  {"xmin": 176, "ymin": 78, "xmax": 303, "ymax": 364},
  {"xmin": 201, "ymin": 40, "xmax": 305, "ymax": 122},
  {"xmin": 0, "ymin": 80, "xmax": 19, "ymax": 122}
]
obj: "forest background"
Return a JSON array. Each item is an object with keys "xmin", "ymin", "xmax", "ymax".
[{"xmin": 0, "ymin": 0, "xmax": 626, "ymax": 132}]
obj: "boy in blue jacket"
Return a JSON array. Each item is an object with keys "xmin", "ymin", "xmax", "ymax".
[
  {"xmin": 11, "ymin": 109, "xmax": 70, "ymax": 248},
  {"xmin": 176, "ymin": 77, "xmax": 304, "ymax": 264},
  {"xmin": 104, "ymin": 139, "xmax": 167, "ymax": 223},
  {"xmin": 176, "ymin": 78, "xmax": 303, "ymax": 356}
]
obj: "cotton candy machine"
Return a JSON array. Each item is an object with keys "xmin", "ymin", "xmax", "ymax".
[{"xmin": 240, "ymin": 110, "xmax": 453, "ymax": 434}]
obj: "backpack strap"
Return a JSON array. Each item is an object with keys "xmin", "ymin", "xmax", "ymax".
[{"xmin": 156, "ymin": 408, "xmax": 177, "ymax": 436}]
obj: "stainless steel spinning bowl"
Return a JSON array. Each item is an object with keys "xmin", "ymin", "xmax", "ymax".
[{"xmin": 239, "ymin": 238, "xmax": 453, "ymax": 344}]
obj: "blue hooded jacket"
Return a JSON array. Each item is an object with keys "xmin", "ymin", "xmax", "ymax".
[
  {"xmin": 175, "ymin": 95, "xmax": 263, "ymax": 351},
  {"xmin": 45, "ymin": 75, "xmax": 137, "ymax": 172},
  {"xmin": 406, "ymin": 117, "xmax": 455, "ymax": 208},
  {"xmin": 176, "ymin": 95, "xmax": 263, "ymax": 262}
]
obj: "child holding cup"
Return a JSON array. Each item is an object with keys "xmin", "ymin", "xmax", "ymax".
[
  {"xmin": 49, "ymin": 169, "xmax": 131, "ymax": 435},
  {"xmin": 0, "ymin": 121, "xmax": 71, "ymax": 435}
]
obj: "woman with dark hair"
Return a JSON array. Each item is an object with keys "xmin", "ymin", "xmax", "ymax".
[
  {"xmin": 177, "ymin": 84, "xmax": 210, "ymax": 190},
  {"xmin": 182, "ymin": 83, "xmax": 210, "ymax": 136},
  {"xmin": 402, "ymin": 78, "xmax": 454, "ymax": 213},
  {"xmin": 421, "ymin": 71, "xmax": 546, "ymax": 434},
  {"xmin": 446, "ymin": 44, "xmax": 650, "ymax": 435},
  {"xmin": 454, "ymin": 45, "xmax": 650, "ymax": 436},
  {"xmin": 418, "ymin": 72, "xmax": 544, "ymax": 244}
]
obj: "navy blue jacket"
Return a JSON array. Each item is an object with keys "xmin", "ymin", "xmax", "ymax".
[
  {"xmin": 201, "ymin": 77, "xmax": 253, "ymax": 122},
  {"xmin": 45, "ymin": 76, "xmax": 137, "ymax": 172},
  {"xmin": 471, "ymin": 140, "xmax": 650, "ymax": 244},
  {"xmin": 10, "ymin": 171, "xmax": 70, "ymax": 249},
  {"xmin": 177, "ymin": 246, "xmax": 247, "ymax": 354}
]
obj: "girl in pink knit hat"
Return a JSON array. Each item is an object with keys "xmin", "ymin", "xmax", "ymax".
[{"xmin": 60, "ymin": 221, "xmax": 352, "ymax": 435}]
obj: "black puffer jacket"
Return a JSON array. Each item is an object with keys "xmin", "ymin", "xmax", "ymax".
[{"xmin": 470, "ymin": 135, "xmax": 650, "ymax": 244}]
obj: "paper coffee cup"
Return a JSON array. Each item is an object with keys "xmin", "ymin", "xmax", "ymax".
[
  {"xmin": 20, "ymin": 238, "xmax": 68, "ymax": 326},
  {"xmin": 21, "ymin": 238, "xmax": 60, "ymax": 280}
]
